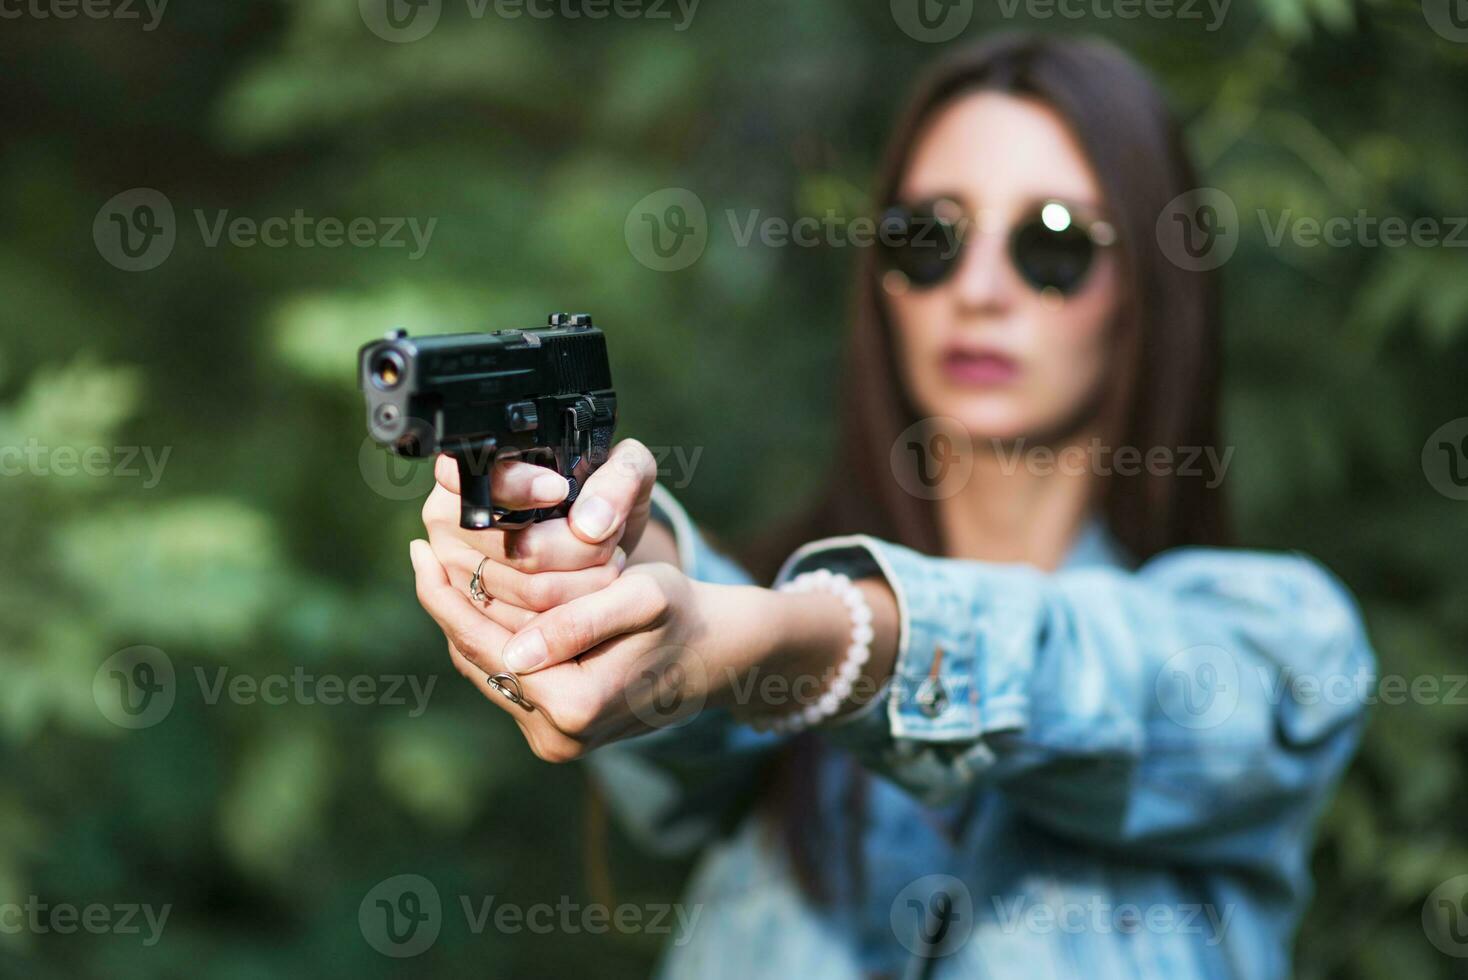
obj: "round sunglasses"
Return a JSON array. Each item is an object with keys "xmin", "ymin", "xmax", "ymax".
[{"xmin": 877, "ymin": 196, "xmax": 1118, "ymax": 297}]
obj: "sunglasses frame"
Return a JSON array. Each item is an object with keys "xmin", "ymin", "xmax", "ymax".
[{"xmin": 878, "ymin": 196, "xmax": 1119, "ymax": 297}]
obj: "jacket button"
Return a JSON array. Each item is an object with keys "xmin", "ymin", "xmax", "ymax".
[{"xmin": 915, "ymin": 677, "xmax": 948, "ymax": 717}]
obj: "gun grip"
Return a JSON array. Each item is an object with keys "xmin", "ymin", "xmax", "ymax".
[
  {"xmin": 456, "ymin": 453, "xmax": 497, "ymax": 530},
  {"xmin": 454, "ymin": 449, "xmax": 569, "ymax": 530}
]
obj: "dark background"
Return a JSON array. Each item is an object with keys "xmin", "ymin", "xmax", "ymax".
[{"xmin": 2, "ymin": 0, "xmax": 1467, "ymax": 976}]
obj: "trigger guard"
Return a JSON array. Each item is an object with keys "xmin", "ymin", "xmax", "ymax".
[{"xmin": 490, "ymin": 506, "xmax": 543, "ymax": 529}]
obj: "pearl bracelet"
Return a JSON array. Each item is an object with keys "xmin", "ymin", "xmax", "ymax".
[{"xmin": 749, "ymin": 569, "xmax": 874, "ymax": 735}]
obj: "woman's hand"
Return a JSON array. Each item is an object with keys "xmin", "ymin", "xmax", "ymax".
[
  {"xmin": 420, "ymin": 438, "xmax": 677, "ymax": 629},
  {"xmin": 410, "ymin": 546, "xmax": 743, "ymax": 760},
  {"xmin": 411, "ymin": 536, "xmax": 901, "ymax": 762}
]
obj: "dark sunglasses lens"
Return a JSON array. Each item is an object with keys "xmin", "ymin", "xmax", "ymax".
[
  {"xmin": 881, "ymin": 208, "xmax": 963, "ymax": 288},
  {"xmin": 1012, "ymin": 219, "xmax": 1095, "ymax": 294}
]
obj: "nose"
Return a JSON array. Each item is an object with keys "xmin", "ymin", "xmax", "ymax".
[{"xmin": 949, "ymin": 224, "xmax": 1016, "ymax": 316}]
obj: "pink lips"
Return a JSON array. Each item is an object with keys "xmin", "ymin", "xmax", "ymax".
[{"xmin": 941, "ymin": 348, "xmax": 1020, "ymax": 385}]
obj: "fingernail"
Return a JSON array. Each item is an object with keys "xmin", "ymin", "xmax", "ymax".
[
  {"xmin": 613, "ymin": 547, "xmax": 627, "ymax": 571},
  {"xmin": 532, "ymin": 472, "xmax": 569, "ymax": 504},
  {"xmin": 503, "ymin": 629, "xmax": 548, "ymax": 672},
  {"xmin": 572, "ymin": 496, "xmax": 615, "ymax": 540}
]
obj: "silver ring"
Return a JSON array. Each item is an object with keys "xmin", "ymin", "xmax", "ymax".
[
  {"xmin": 468, "ymin": 557, "xmax": 489, "ymax": 603},
  {"xmin": 487, "ymin": 672, "xmax": 536, "ymax": 712}
]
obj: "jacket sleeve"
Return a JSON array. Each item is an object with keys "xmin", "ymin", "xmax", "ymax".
[
  {"xmin": 582, "ymin": 485, "xmax": 783, "ymax": 856},
  {"xmin": 776, "ymin": 535, "xmax": 1375, "ymax": 872}
]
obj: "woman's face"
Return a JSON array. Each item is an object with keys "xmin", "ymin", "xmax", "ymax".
[{"xmin": 886, "ymin": 91, "xmax": 1122, "ymax": 443}]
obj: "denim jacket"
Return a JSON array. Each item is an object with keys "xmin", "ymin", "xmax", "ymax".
[{"xmin": 585, "ymin": 487, "xmax": 1375, "ymax": 980}]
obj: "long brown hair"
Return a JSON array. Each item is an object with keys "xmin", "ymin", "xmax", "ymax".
[{"xmin": 748, "ymin": 33, "xmax": 1231, "ymax": 903}]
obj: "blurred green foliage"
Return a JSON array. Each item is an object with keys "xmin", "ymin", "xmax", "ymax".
[{"xmin": 1, "ymin": 0, "xmax": 1466, "ymax": 976}]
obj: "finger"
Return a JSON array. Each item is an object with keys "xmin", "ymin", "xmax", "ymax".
[
  {"xmin": 410, "ymin": 539, "xmax": 512, "ymax": 667},
  {"xmin": 424, "ymin": 480, "xmax": 621, "ymax": 572},
  {"xmin": 501, "ymin": 567, "xmax": 668, "ymax": 674},
  {"xmin": 419, "ymin": 535, "xmax": 540, "ymax": 631},
  {"xmin": 427, "ymin": 527, "xmax": 626, "ymax": 612},
  {"xmin": 568, "ymin": 439, "xmax": 657, "ymax": 547},
  {"xmin": 433, "ymin": 453, "xmax": 568, "ymax": 512},
  {"xmin": 434, "ymin": 454, "xmax": 461, "ymax": 493},
  {"xmin": 481, "ymin": 598, "xmax": 538, "ymax": 632}
]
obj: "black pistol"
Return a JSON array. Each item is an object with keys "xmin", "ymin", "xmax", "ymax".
[{"xmin": 359, "ymin": 312, "xmax": 617, "ymax": 530}]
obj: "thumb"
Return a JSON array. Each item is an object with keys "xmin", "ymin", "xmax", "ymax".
[{"xmin": 434, "ymin": 454, "xmax": 461, "ymax": 494}]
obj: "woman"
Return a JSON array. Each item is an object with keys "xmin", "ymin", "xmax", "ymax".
[{"xmin": 410, "ymin": 34, "xmax": 1374, "ymax": 979}]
